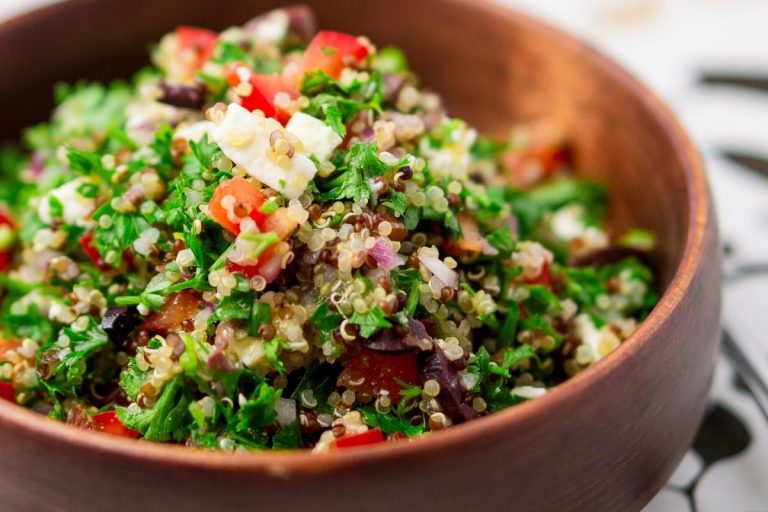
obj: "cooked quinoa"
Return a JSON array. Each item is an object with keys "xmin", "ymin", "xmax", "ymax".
[{"xmin": 0, "ymin": 7, "xmax": 658, "ymax": 451}]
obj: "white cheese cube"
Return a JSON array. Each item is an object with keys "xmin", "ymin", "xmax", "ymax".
[
  {"xmin": 210, "ymin": 104, "xmax": 317, "ymax": 199},
  {"xmin": 38, "ymin": 177, "xmax": 97, "ymax": 226},
  {"xmin": 286, "ymin": 111, "xmax": 343, "ymax": 162}
]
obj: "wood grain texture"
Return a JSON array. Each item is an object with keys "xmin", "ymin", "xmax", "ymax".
[{"xmin": 0, "ymin": 1, "xmax": 721, "ymax": 511}]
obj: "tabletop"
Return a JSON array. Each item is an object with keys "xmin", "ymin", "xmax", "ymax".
[{"xmin": 1, "ymin": 1, "xmax": 767, "ymax": 510}]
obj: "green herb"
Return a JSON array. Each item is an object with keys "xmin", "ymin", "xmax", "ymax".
[
  {"xmin": 117, "ymin": 377, "xmax": 191, "ymax": 442},
  {"xmin": 272, "ymin": 420, "xmax": 303, "ymax": 449},
  {"xmin": 231, "ymin": 381, "xmax": 281, "ymax": 437},
  {"xmin": 310, "ymin": 302, "xmax": 343, "ymax": 331},
  {"xmin": 92, "ymin": 202, "xmax": 153, "ymax": 263},
  {"xmin": 381, "ymin": 191, "xmax": 407, "ymax": 216},
  {"xmin": 40, "ymin": 318, "xmax": 109, "ymax": 396},
  {"xmin": 349, "ymin": 307, "xmax": 392, "ymax": 338},
  {"xmin": 119, "ymin": 358, "xmax": 148, "ymax": 401},
  {"xmin": 471, "ymin": 136, "xmax": 507, "ymax": 159},
  {"xmin": 210, "ymin": 40, "xmax": 251, "ymax": 65},
  {"xmin": 486, "ymin": 224, "xmax": 516, "ymax": 256},
  {"xmin": 617, "ymin": 228, "xmax": 656, "ymax": 251},
  {"xmin": 403, "ymin": 206, "xmax": 420, "ymax": 230},
  {"xmin": 375, "ymin": 46, "xmax": 408, "ymax": 73},
  {"xmin": 251, "ymin": 302, "xmax": 272, "ymax": 335},
  {"xmin": 361, "ymin": 407, "xmax": 425, "ymax": 437},
  {"xmin": 523, "ymin": 285, "xmax": 562, "ymax": 315},
  {"xmin": 264, "ymin": 338, "xmax": 286, "ymax": 374}
]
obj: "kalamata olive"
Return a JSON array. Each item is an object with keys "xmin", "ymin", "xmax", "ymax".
[
  {"xmin": 158, "ymin": 81, "xmax": 205, "ymax": 110},
  {"xmin": 363, "ymin": 329, "xmax": 412, "ymax": 353},
  {"xmin": 101, "ymin": 306, "xmax": 141, "ymax": 344},
  {"xmin": 419, "ymin": 340, "xmax": 479, "ymax": 423}
]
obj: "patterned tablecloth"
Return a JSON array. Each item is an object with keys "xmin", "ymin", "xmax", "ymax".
[{"xmin": 2, "ymin": 1, "xmax": 767, "ymax": 510}]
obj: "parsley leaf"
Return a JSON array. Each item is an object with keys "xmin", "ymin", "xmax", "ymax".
[
  {"xmin": 315, "ymin": 142, "xmax": 404, "ymax": 205},
  {"xmin": 251, "ymin": 302, "xmax": 272, "ymax": 336},
  {"xmin": 117, "ymin": 376, "xmax": 191, "ymax": 442},
  {"xmin": 41, "ymin": 318, "xmax": 109, "ymax": 396},
  {"xmin": 92, "ymin": 201, "xmax": 153, "ymax": 261},
  {"xmin": 486, "ymin": 224, "xmax": 516, "ymax": 256},
  {"xmin": 310, "ymin": 302, "xmax": 343, "ymax": 331},
  {"xmin": 231, "ymin": 382, "xmax": 281, "ymax": 437},
  {"xmin": 119, "ymin": 357, "xmax": 148, "ymax": 401},
  {"xmin": 349, "ymin": 307, "xmax": 392, "ymax": 338},
  {"xmin": 381, "ymin": 191, "xmax": 407, "ymax": 216},
  {"xmin": 360, "ymin": 407, "xmax": 425, "ymax": 437},
  {"xmin": 264, "ymin": 338, "xmax": 286, "ymax": 375},
  {"xmin": 272, "ymin": 420, "xmax": 303, "ymax": 449},
  {"xmin": 491, "ymin": 345, "xmax": 540, "ymax": 379}
]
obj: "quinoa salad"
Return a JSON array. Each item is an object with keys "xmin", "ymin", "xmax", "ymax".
[{"xmin": 0, "ymin": 8, "xmax": 657, "ymax": 451}]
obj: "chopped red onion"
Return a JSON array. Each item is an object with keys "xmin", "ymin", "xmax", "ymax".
[
  {"xmin": 418, "ymin": 253, "xmax": 458, "ymax": 289},
  {"xmin": 368, "ymin": 238, "xmax": 403, "ymax": 272}
]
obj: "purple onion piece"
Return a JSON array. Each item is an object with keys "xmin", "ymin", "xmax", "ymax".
[
  {"xmin": 207, "ymin": 351, "xmax": 237, "ymax": 373},
  {"xmin": 382, "ymin": 73, "xmax": 407, "ymax": 104},
  {"xmin": 364, "ymin": 319, "xmax": 433, "ymax": 353},
  {"xmin": 360, "ymin": 126, "xmax": 376, "ymax": 143},
  {"xmin": 158, "ymin": 81, "xmax": 205, "ymax": 110},
  {"xmin": 368, "ymin": 238, "xmax": 404, "ymax": 272},
  {"xmin": 28, "ymin": 151, "xmax": 45, "ymax": 178},
  {"xmin": 418, "ymin": 340, "xmax": 479, "ymax": 423},
  {"xmin": 101, "ymin": 307, "xmax": 141, "ymax": 344}
]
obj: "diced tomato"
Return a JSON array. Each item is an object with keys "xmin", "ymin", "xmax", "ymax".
[
  {"xmin": 303, "ymin": 30, "xmax": 369, "ymax": 80},
  {"xmin": 0, "ymin": 252, "xmax": 11, "ymax": 272},
  {"xmin": 337, "ymin": 349, "xmax": 420, "ymax": 405},
  {"xmin": 0, "ymin": 209, "xmax": 15, "ymax": 272},
  {"xmin": 0, "ymin": 381, "xmax": 14, "ymax": 403},
  {"xmin": 141, "ymin": 290, "xmax": 204, "ymax": 335},
  {"xmin": 209, "ymin": 177, "xmax": 268, "ymax": 235},
  {"xmin": 176, "ymin": 26, "xmax": 218, "ymax": 69},
  {"xmin": 388, "ymin": 432, "xmax": 409, "ymax": 441},
  {"xmin": 262, "ymin": 207, "xmax": 300, "ymax": 240},
  {"xmin": 93, "ymin": 410, "xmax": 140, "ymax": 439},
  {"xmin": 502, "ymin": 122, "xmax": 571, "ymax": 189},
  {"xmin": 226, "ymin": 243, "xmax": 286, "ymax": 284},
  {"xmin": 79, "ymin": 232, "xmax": 114, "ymax": 271},
  {"xmin": 524, "ymin": 262, "xmax": 554, "ymax": 289},
  {"xmin": 226, "ymin": 260, "xmax": 260, "ymax": 280},
  {"xmin": 0, "ymin": 338, "xmax": 20, "ymax": 361},
  {"xmin": 225, "ymin": 63, "xmax": 298, "ymax": 124},
  {"xmin": 333, "ymin": 428, "xmax": 385, "ymax": 449}
]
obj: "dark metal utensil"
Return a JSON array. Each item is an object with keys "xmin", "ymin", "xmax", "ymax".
[{"xmin": 722, "ymin": 263, "xmax": 768, "ymax": 421}]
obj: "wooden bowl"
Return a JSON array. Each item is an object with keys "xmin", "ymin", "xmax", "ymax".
[{"xmin": 0, "ymin": 1, "xmax": 721, "ymax": 510}]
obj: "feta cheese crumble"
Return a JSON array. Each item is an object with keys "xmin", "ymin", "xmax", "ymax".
[
  {"xmin": 37, "ymin": 178, "xmax": 98, "ymax": 226},
  {"xmin": 286, "ymin": 112, "xmax": 343, "ymax": 161},
  {"xmin": 210, "ymin": 104, "xmax": 317, "ymax": 199}
]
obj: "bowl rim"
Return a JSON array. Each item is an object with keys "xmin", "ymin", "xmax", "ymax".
[{"xmin": 0, "ymin": 0, "xmax": 711, "ymax": 474}]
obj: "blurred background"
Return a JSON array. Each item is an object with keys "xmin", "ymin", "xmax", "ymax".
[{"xmin": 2, "ymin": 0, "xmax": 767, "ymax": 510}]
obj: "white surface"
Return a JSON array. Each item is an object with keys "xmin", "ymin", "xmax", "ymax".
[{"xmin": 0, "ymin": 0, "xmax": 61, "ymax": 21}]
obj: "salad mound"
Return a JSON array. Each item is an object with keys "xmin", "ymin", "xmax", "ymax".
[{"xmin": 0, "ymin": 7, "xmax": 657, "ymax": 451}]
